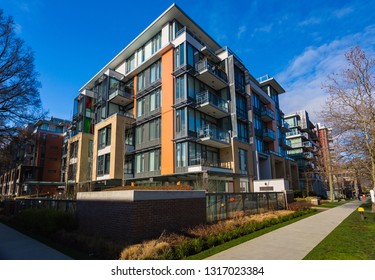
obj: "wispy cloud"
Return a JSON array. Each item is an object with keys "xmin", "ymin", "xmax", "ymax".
[
  {"xmin": 13, "ymin": 23, "xmax": 22, "ymax": 34},
  {"xmin": 334, "ymin": 7, "xmax": 354, "ymax": 18},
  {"xmin": 278, "ymin": 25, "xmax": 375, "ymax": 122},
  {"xmin": 299, "ymin": 17, "xmax": 322, "ymax": 27},
  {"xmin": 237, "ymin": 25, "xmax": 247, "ymax": 38}
]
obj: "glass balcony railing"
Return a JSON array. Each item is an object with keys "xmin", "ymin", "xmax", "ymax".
[
  {"xmin": 198, "ymin": 124, "xmax": 230, "ymax": 146},
  {"xmin": 196, "ymin": 90, "xmax": 229, "ymax": 113},
  {"xmin": 195, "ymin": 58, "xmax": 228, "ymax": 83},
  {"xmin": 263, "ymin": 128, "xmax": 276, "ymax": 141},
  {"xmin": 261, "ymin": 107, "xmax": 274, "ymax": 121}
]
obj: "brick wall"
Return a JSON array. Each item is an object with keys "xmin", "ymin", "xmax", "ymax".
[{"xmin": 76, "ymin": 191, "xmax": 206, "ymax": 244}]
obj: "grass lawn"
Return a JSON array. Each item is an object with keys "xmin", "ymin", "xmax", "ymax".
[
  {"xmin": 318, "ymin": 200, "xmax": 350, "ymax": 208},
  {"xmin": 186, "ymin": 211, "xmax": 318, "ymax": 260},
  {"xmin": 304, "ymin": 202, "xmax": 375, "ymax": 260}
]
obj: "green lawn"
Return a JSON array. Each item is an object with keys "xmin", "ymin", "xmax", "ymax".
[
  {"xmin": 304, "ymin": 202, "xmax": 375, "ymax": 260},
  {"xmin": 318, "ymin": 200, "xmax": 349, "ymax": 208}
]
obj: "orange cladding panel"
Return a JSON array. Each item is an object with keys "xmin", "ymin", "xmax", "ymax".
[{"xmin": 161, "ymin": 49, "xmax": 174, "ymax": 175}]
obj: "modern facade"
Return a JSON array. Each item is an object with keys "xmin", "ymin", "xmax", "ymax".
[
  {"xmin": 284, "ymin": 110, "xmax": 325, "ymax": 195},
  {"xmin": 65, "ymin": 4, "xmax": 297, "ymax": 193},
  {"xmin": 0, "ymin": 117, "xmax": 70, "ymax": 197},
  {"xmin": 252, "ymin": 75, "xmax": 299, "ymax": 190}
]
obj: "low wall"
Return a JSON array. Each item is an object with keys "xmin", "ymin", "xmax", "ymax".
[{"xmin": 76, "ymin": 190, "xmax": 206, "ymax": 244}]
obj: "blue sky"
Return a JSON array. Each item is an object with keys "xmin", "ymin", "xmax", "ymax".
[{"xmin": 2, "ymin": 0, "xmax": 375, "ymax": 122}]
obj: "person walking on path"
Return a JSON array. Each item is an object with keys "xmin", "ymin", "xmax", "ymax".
[{"xmin": 206, "ymin": 200, "xmax": 363, "ymax": 260}]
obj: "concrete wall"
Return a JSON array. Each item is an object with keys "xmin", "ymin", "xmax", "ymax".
[
  {"xmin": 253, "ymin": 178, "xmax": 289, "ymax": 192},
  {"xmin": 76, "ymin": 190, "xmax": 206, "ymax": 244}
]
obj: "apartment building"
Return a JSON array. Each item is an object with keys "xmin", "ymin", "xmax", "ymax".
[
  {"xmin": 0, "ymin": 117, "xmax": 70, "ymax": 197},
  {"xmin": 252, "ymin": 75, "xmax": 299, "ymax": 190},
  {"xmin": 284, "ymin": 110, "xmax": 326, "ymax": 195},
  {"xmin": 66, "ymin": 4, "xmax": 298, "ymax": 193}
]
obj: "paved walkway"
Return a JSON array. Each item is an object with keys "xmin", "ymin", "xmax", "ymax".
[
  {"xmin": 207, "ymin": 200, "xmax": 364, "ymax": 260},
  {"xmin": 0, "ymin": 223, "xmax": 72, "ymax": 260}
]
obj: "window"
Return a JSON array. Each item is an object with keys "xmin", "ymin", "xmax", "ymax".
[
  {"xmin": 174, "ymin": 43, "xmax": 185, "ymax": 69},
  {"xmin": 136, "ymin": 153, "xmax": 145, "ymax": 173},
  {"xmin": 149, "ymin": 118, "xmax": 161, "ymax": 140},
  {"xmin": 125, "ymin": 129, "xmax": 134, "ymax": 146},
  {"xmin": 175, "ymin": 75, "xmax": 185, "ymax": 101},
  {"xmin": 150, "ymin": 88, "xmax": 161, "ymax": 112},
  {"xmin": 124, "ymin": 157, "xmax": 133, "ymax": 174},
  {"xmin": 237, "ymin": 121, "xmax": 249, "ymax": 142},
  {"xmin": 234, "ymin": 66, "xmax": 245, "ymax": 92},
  {"xmin": 98, "ymin": 125, "xmax": 111, "ymax": 149},
  {"xmin": 97, "ymin": 154, "xmax": 110, "ymax": 176},
  {"xmin": 176, "ymin": 142, "xmax": 187, "ymax": 167},
  {"xmin": 176, "ymin": 108, "xmax": 186, "ymax": 133},
  {"xmin": 136, "ymin": 124, "xmax": 145, "ymax": 145},
  {"xmin": 137, "ymin": 97, "xmax": 145, "ymax": 117},
  {"xmin": 40, "ymin": 123, "xmax": 49, "ymax": 131},
  {"xmin": 137, "ymin": 71, "xmax": 146, "ymax": 91},
  {"xmin": 239, "ymin": 149, "xmax": 248, "ymax": 174},
  {"xmin": 126, "ymin": 54, "xmax": 135, "ymax": 73},
  {"xmin": 149, "ymin": 149, "xmax": 160, "ymax": 171},
  {"xmin": 150, "ymin": 60, "xmax": 161, "ymax": 84},
  {"xmin": 69, "ymin": 141, "xmax": 78, "ymax": 158},
  {"xmin": 151, "ymin": 32, "xmax": 162, "ymax": 54}
]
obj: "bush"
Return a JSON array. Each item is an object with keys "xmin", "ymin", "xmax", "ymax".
[
  {"xmin": 12, "ymin": 209, "xmax": 77, "ymax": 236},
  {"xmin": 288, "ymin": 201, "xmax": 312, "ymax": 211}
]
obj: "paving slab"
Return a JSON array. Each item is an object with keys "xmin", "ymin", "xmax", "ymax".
[
  {"xmin": 206, "ymin": 200, "xmax": 363, "ymax": 260},
  {"xmin": 0, "ymin": 223, "xmax": 72, "ymax": 260}
]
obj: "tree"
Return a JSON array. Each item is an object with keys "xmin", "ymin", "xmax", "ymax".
[
  {"xmin": 322, "ymin": 46, "xmax": 375, "ymax": 192},
  {"xmin": 0, "ymin": 9, "xmax": 44, "ymax": 147}
]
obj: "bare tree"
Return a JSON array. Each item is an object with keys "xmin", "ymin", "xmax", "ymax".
[
  {"xmin": 0, "ymin": 9, "xmax": 44, "ymax": 147},
  {"xmin": 322, "ymin": 46, "xmax": 375, "ymax": 192}
]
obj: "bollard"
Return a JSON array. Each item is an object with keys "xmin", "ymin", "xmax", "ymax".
[{"xmin": 358, "ymin": 207, "xmax": 365, "ymax": 220}]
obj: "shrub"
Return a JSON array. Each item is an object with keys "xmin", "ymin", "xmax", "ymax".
[
  {"xmin": 13, "ymin": 209, "xmax": 77, "ymax": 236},
  {"xmin": 288, "ymin": 201, "xmax": 312, "ymax": 211}
]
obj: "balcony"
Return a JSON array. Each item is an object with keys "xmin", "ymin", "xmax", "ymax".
[
  {"xmin": 261, "ymin": 107, "xmax": 274, "ymax": 122},
  {"xmin": 263, "ymin": 128, "xmax": 276, "ymax": 142},
  {"xmin": 197, "ymin": 124, "xmax": 231, "ymax": 148},
  {"xmin": 195, "ymin": 58, "xmax": 228, "ymax": 90},
  {"xmin": 303, "ymin": 141, "xmax": 314, "ymax": 150},
  {"xmin": 279, "ymin": 121, "xmax": 291, "ymax": 132},
  {"xmin": 236, "ymin": 106, "xmax": 248, "ymax": 121},
  {"xmin": 188, "ymin": 157, "xmax": 232, "ymax": 174},
  {"xmin": 304, "ymin": 152, "xmax": 314, "ymax": 160},
  {"xmin": 196, "ymin": 90, "xmax": 230, "ymax": 119},
  {"xmin": 108, "ymin": 85, "xmax": 134, "ymax": 106},
  {"xmin": 279, "ymin": 138, "xmax": 292, "ymax": 150}
]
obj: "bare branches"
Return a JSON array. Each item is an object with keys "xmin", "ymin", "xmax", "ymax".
[
  {"xmin": 0, "ymin": 9, "xmax": 45, "ymax": 146},
  {"xmin": 322, "ymin": 46, "xmax": 375, "ymax": 188}
]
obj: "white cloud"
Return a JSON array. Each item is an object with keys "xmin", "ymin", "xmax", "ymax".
[
  {"xmin": 278, "ymin": 25, "xmax": 375, "ymax": 123},
  {"xmin": 334, "ymin": 7, "xmax": 354, "ymax": 18},
  {"xmin": 13, "ymin": 23, "xmax": 22, "ymax": 34},
  {"xmin": 299, "ymin": 17, "xmax": 322, "ymax": 27},
  {"xmin": 237, "ymin": 25, "xmax": 247, "ymax": 38}
]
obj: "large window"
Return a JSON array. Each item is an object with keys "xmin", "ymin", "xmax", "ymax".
[
  {"xmin": 136, "ymin": 124, "xmax": 145, "ymax": 145},
  {"xmin": 137, "ymin": 72, "xmax": 146, "ymax": 91},
  {"xmin": 136, "ymin": 153, "xmax": 145, "ymax": 173},
  {"xmin": 175, "ymin": 75, "xmax": 185, "ymax": 101},
  {"xmin": 97, "ymin": 154, "xmax": 110, "ymax": 176},
  {"xmin": 174, "ymin": 43, "xmax": 185, "ymax": 69},
  {"xmin": 150, "ymin": 60, "xmax": 161, "ymax": 84},
  {"xmin": 137, "ymin": 97, "xmax": 145, "ymax": 117},
  {"xmin": 176, "ymin": 142, "xmax": 187, "ymax": 167},
  {"xmin": 234, "ymin": 66, "xmax": 245, "ymax": 92},
  {"xmin": 149, "ymin": 149, "xmax": 161, "ymax": 171},
  {"xmin": 150, "ymin": 88, "xmax": 161, "ymax": 112},
  {"xmin": 149, "ymin": 118, "xmax": 161, "ymax": 140},
  {"xmin": 98, "ymin": 125, "xmax": 111, "ymax": 149},
  {"xmin": 151, "ymin": 32, "xmax": 162, "ymax": 54},
  {"xmin": 69, "ymin": 141, "xmax": 78, "ymax": 158},
  {"xmin": 237, "ymin": 121, "xmax": 249, "ymax": 142},
  {"xmin": 239, "ymin": 149, "xmax": 248, "ymax": 174},
  {"xmin": 126, "ymin": 54, "xmax": 135, "ymax": 73},
  {"xmin": 176, "ymin": 108, "xmax": 186, "ymax": 133}
]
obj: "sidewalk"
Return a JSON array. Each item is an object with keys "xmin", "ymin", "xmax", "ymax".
[
  {"xmin": 0, "ymin": 223, "xmax": 72, "ymax": 260},
  {"xmin": 206, "ymin": 200, "xmax": 363, "ymax": 260}
]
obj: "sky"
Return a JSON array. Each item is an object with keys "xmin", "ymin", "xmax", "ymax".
[{"xmin": 1, "ymin": 0, "xmax": 375, "ymax": 123}]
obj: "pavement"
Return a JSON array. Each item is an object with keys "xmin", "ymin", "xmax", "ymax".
[
  {"xmin": 206, "ymin": 200, "xmax": 364, "ymax": 260},
  {"xmin": 0, "ymin": 223, "xmax": 72, "ymax": 260}
]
